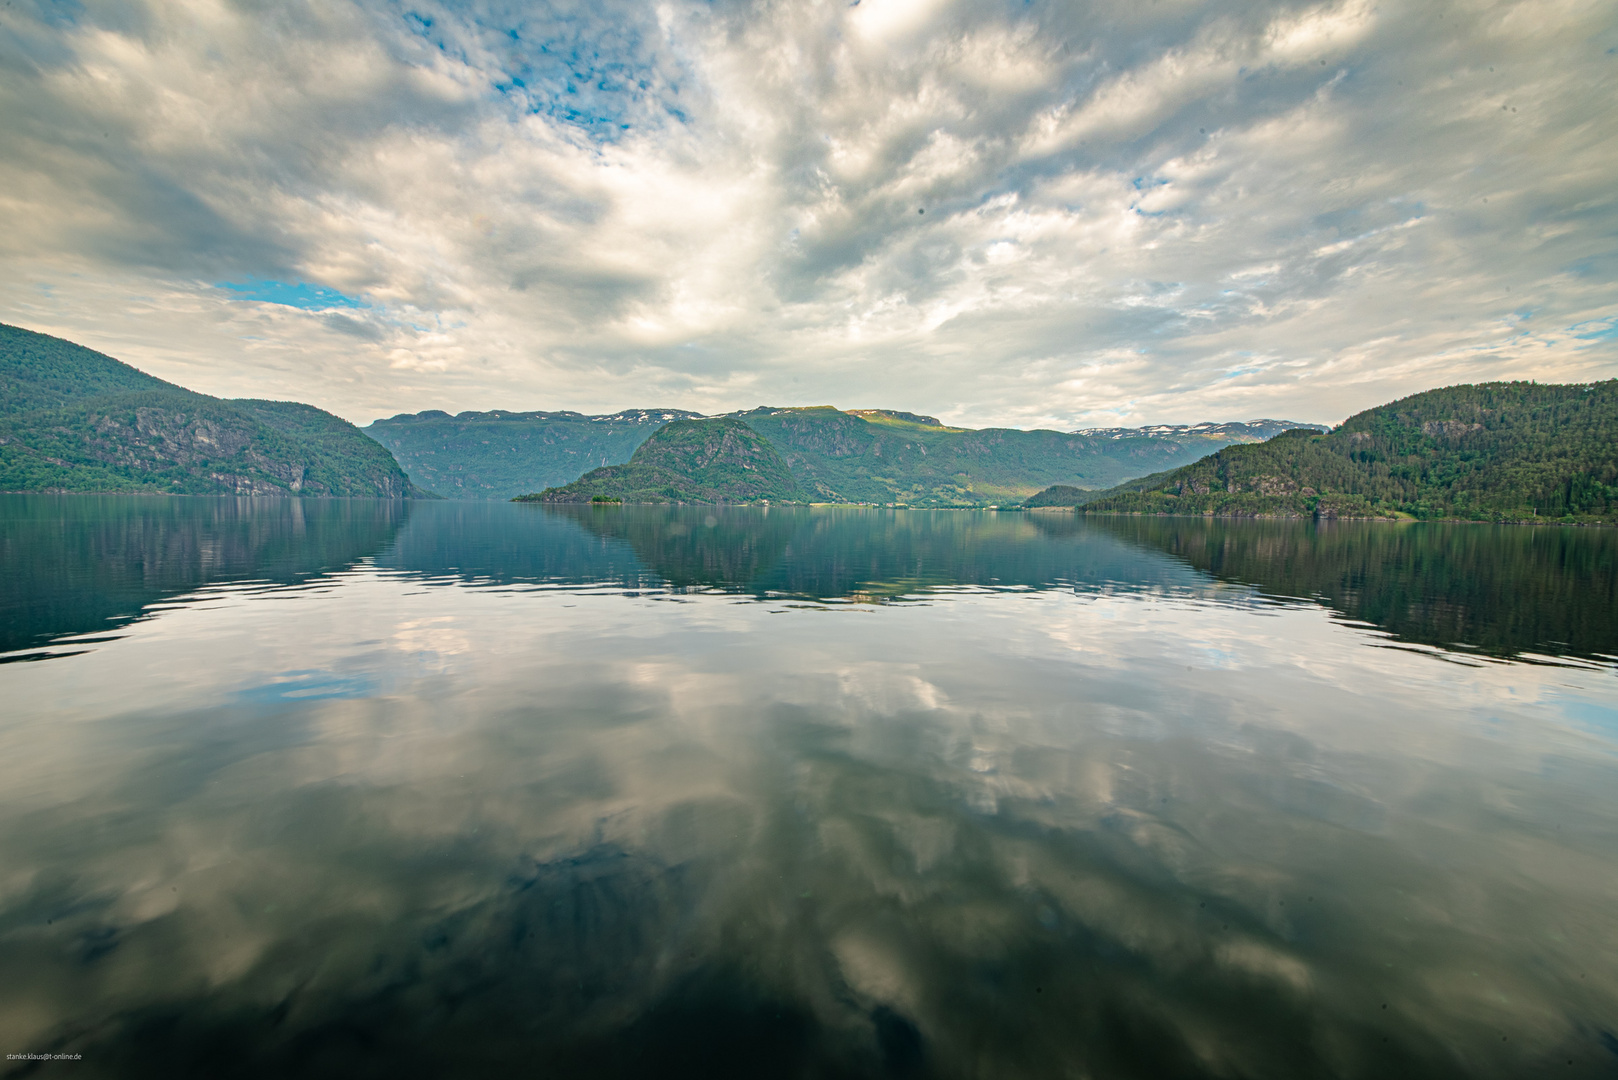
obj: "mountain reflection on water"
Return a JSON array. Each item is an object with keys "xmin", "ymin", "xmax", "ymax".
[
  {"xmin": 384, "ymin": 502, "xmax": 1617, "ymax": 662},
  {"xmin": 7, "ymin": 498, "xmax": 1614, "ymax": 663},
  {"xmin": 1075, "ymin": 514, "xmax": 1618, "ymax": 663},
  {"xmin": 1, "ymin": 497, "xmax": 1616, "ymax": 1079},
  {"xmin": 382, "ymin": 503, "xmax": 1210, "ymax": 601},
  {"xmin": 0, "ymin": 495, "xmax": 405, "ymax": 657}
]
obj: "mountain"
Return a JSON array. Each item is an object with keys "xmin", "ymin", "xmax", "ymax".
[
  {"xmin": 1024, "ymin": 485, "xmax": 1094, "ymax": 508},
  {"xmin": 1070, "ymin": 419, "xmax": 1326, "ymax": 441},
  {"xmin": 848, "ymin": 409, "xmax": 945, "ymax": 426},
  {"xmin": 522, "ymin": 417, "xmax": 804, "ymax": 503},
  {"xmin": 720, "ymin": 406, "xmax": 1317, "ymax": 505},
  {"xmin": 1051, "ymin": 381, "xmax": 1618, "ymax": 523},
  {"xmin": 365, "ymin": 408, "xmax": 703, "ymax": 500},
  {"xmin": 369, "ymin": 402, "xmax": 1323, "ymax": 505},
  {"xmin": 0, "ymin": 324, "xmax": 421, "ymax": 497}
]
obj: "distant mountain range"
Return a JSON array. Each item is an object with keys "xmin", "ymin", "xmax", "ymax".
[
  {"xmin": 1070, "ymin": 420, "xmax": 1324, "ymax": 441},
  {"xmin": 1, "ymin": 324, "xmax": 1329, "ymax": 504},
  {"xmin": 380, "ymin": 405, "xmax": 1314, "ymax": 505},
  {"xmin": 22, "ymin": 323, "xmax": 1607, "ymax": 523},
  {"xmin": 364, "ymin": 408, "xmax": 705, "ymax": 499},
  {"xmin": 0, "ymin": 324, "xmax": 419, "ymax": 497},
  {"xmin": 1041, "ymin": 382, "xmax": 1618, "ymax": 524}
]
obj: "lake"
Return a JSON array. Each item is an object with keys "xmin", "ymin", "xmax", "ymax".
[{"xmin": 1, "ymin": 495, "xmax": 1615, "ymax": 1078}]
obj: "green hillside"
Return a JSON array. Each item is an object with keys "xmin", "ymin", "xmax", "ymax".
[
  {"xmin": 369, "ymin": 402, "xmax": 1313, "ymax": 505},
  {"xmin": 728, "ymin": 406, "xmax": 1275, "ymax": 506},
  {"xmin": 522, "ymin": 417, "xmax": 804, "ymax": 503},
  {"xmin": 1024, "ymin": 485, "xmax": 1092, "ymax": 508},
  {"xmin": 365, "ymin": 408, "xmax": 702, "ymax": 499},
  {"xmin": 514, "ymin": 408, "xmax": 1323, "ymax": 507},
  {"xmin": 1065, "ymin": 381, "xmax": 1618, "ymax": 524},
  {"xmin": 0, "ymin": 323, "xmax": 419, "ymax": 497}
]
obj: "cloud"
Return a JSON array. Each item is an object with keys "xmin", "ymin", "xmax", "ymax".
[{"xmin": 0, "ymin": 0, "xmax": 1612, "ymax": 427}]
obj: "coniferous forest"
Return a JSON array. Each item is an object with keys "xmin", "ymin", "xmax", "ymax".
[{"xmin": 1053, "ymin": 382, "xmax": 1618, "ymax": 524}]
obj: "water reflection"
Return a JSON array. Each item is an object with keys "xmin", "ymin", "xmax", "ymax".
[
  {"xmin": 1078, "ymin": 515, "xmax": 1618, "ymax": 663},
  {"xmin": 7, "ymin": 498, "xmax": 1615, "ymax": 665},
  {"xmin": 377, "ymin": 503, "xmax": 1618, "ymax": 663},
  {"xmin": 523, "ymin": 504, "xmax": 1208, "ymax": 601},
  {"xmin": 0, "ymin": 495, "xmax": 405, "ymax": 658},
  {"xmin": 1, "ymin": 498, "xmax": 1616, "ymax": 1078},
  {"xmin": 367, "ymin": 502, "xmax": 1210, "ymax": 601}
]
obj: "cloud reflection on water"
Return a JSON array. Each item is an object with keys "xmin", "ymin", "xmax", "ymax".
[{"xmin": 0, "ymin": 500, "xmax": 1615, "ymax": 1077}]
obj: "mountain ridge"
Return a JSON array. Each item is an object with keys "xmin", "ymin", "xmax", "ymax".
[
  {"xmin": 1071, "ymin": 420, "xmax": 1327, "ymax": 440},
  {"xmin": 0, "ymin": 323, "xmax": 421, "ymax": 497},
  {"xmin": 373, "ymin": 403, "xmax": 1320, "ymax": 504},
  {"xmin": 1044, "ymin": 382, "xmax": 1617, "ymax": 524}
]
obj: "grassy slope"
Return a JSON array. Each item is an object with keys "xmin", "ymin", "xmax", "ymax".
[
  {"xmin": 0, "ymin": 323, "xmax": 416, "ymax": 496},
  {"xmin": 522, "ymin": 417, "xmax": 804, "ymax": 503},
  {"xmin": 364, "ymin": 409, "xmax": 702, "ymax": 499},
  {"xmin": 1073, "ymin": 381, "xmax": 1618, "ymax": 523}
]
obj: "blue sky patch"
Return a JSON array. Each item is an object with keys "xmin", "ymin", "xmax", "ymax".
[
  {"xmin": 1571, "ymin": 316, "xmax": 1618, "ymax": 342},
  {"xmin": 400, "ymin": 7, "xmax": 685, "ymax": 141},
  {"xmin": 218, "ymin": 279, "xmax": 367, "ymax": 310}
]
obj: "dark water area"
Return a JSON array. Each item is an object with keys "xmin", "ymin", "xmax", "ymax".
[
  {"xmin": 0, "ymin": 495, "xmax": 405, "ymax": 658},
  {"xmin": 1084, "ymin": 515, "xmax": 1618, "ymax": 663},
  {"xmin": 1, "ymin": 496, "xmax": 1616, "ymax": 1078}
]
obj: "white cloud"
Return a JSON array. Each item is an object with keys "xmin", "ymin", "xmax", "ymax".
[{"xmin": 0, "ymin": 0, "xmax": 1612, "ymax": 428}]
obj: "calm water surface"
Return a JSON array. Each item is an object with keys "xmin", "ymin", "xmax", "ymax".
[{"xmin": 1, "ymin": 496, "xmax": 1616, "ymax": 1078}]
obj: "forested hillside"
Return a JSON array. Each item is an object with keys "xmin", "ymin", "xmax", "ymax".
[
  {"xmin": 0, "ymin": 324, "xmax": 418, "ymax": 497},
  {"xmin": 524, "ymin": 417, "xmax": 803, "ymax": 503},
  {"xmin": 727, "ymin": 407, "xmax": 1277, "ymax": 505},
  {"xmin": 374, "ymin": 402, "xmax": 1313, "ymax": 505},
  {"xmin": 1067, "ymin": 382, "xmax": 1618, "ymax": 524}
]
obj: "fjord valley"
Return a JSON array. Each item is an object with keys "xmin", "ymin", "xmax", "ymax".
[
  {"xmin": 0, "ymin": 324, "xmax": 417, "ymax": 497},
  {"xmin": 508, "ymin": 408, "xmax": 1317, "ymax": 506},
  {"xmin": 1036, "ymin": 381, "xmax": 1618, "ymax": 525},
  {"xmin": 724, "ymin": 408, "xmax": 1314, "ymax": 505},
  {"xmin": 8, "ymin": 324, "xmax": 1614, "ymax": 527},
  {"xmin": 2, "ymin": 325, "xmax": 1320, "ymax": 505},
  {"xmin": 7, "ymin": 0, "xmax": 1617, "ymax": 1072}
]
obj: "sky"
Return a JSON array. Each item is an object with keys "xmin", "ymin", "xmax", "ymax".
[{"xmin": 1, "ymin": 0, "xmax": 1615, "ymax": 429}]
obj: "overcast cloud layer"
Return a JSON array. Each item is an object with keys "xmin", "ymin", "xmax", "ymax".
[{"xmin": 1, "ymin": 0, "xmax": 1614, "ymax": 427}]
